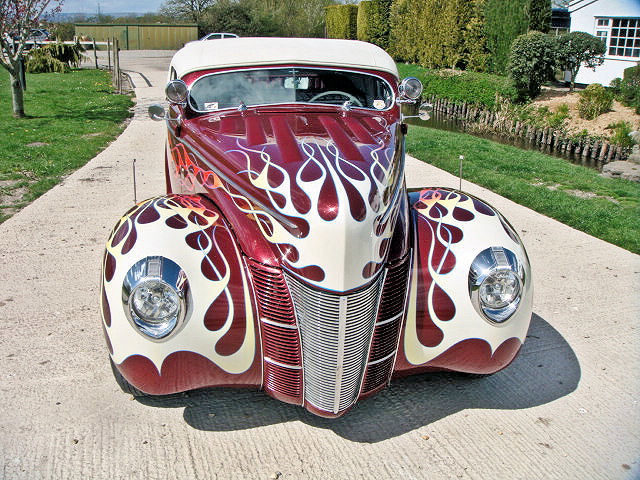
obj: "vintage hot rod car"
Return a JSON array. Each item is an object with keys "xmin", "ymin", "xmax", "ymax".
[{"xmin": 101, "ymin": 38, "xmax": 532, "ymax": 418}]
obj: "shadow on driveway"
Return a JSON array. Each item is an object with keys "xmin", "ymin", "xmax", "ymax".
[{"xmin": 137, "ymin": 313, "xmax": 580, "ymax": 443}]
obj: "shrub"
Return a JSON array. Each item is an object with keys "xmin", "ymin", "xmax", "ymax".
[
  {"xmin": 325, "ymin": 4, "xmax": 357, "ymax": 39},
  {"xmin": 619, "ymin": 65, "xmax": 640, "ymax": 114},
  {"xmin": 547, "ymin": 103, "xmax": 570, "ymax": 129},
  {"xmin": 26, "ymin": 42, "xmax": 84, "ymax": 74},
  {"xmin": 606, "ymin": 121, "xmax": 634, "ymax": 147},
  {"xmin": 462, "ymin": 1, "xmax": 489, "ymax": 72},
  {"xmin": 527, "ymin": 0, "xmax": 551, "ymax": 33},
  {"xmin": 577, "ymin": 83, "xmax": 613, "ymax": 120},
  {"xmin": 508, "ymin": 31, "xmax": 557, "ymax": 100}
]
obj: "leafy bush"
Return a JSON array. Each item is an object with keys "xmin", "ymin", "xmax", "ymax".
[
  {"xmin": 547, "ymin": 103, "xmax": 570, "ymax": 129},
  {"xmin": 619, "ymin": 65, "xmax": 640, "ymax": 114},
  {"xmin": 398, "ymin": 63, "xmax": 518, "ymax": 108},
  {"xmin": 508, "ymin": 31, "xmax": 557, "ymax": 100},
  {"xmin": 26, "ymin": 42, "xmax": 84, "ymax": 74},
  {"xmin": 606, "ymin": 121, "xmax": 634, "ymax": 147},
  {"xmin": 325, "ymin": 4, "xmax": 358, "ymax": 39},
  {"xmin": 577, "ymin": 83, "xmax": 613, "ymax": 120}
]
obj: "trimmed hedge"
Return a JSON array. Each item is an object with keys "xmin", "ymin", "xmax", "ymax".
[
  {"xmin": 397, "ymin": 63, "xmax": 518, "ymax": 109},
  {"xmin": 390, "ymin": 0, "xmax": 470, "ymax": 68},
  {"xmin": 484, "ymin": 0, "xmax": 529, "ymax": 73},
  {"xmin": 326, "ymin": 4, "xmax": 358, "ymax": 39},
  {"xmin": 357, "ymin": 0, "xmax": 373, "ymax": 42}
]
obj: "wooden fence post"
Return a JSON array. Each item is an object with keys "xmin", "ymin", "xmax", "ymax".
[{"xmin": 92, "ymin": 38, "xmax": 98, "ymax": 69}]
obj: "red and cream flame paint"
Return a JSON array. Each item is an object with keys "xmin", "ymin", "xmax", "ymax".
[{"xmin": 101, "ymin": 65, "xmax": 532, "ymax": 418}]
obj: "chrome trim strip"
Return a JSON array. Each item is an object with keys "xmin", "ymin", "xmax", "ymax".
[
  {"xmin": 375, "ymin": 310, "xmax": 404, "ymax": 327},
  {"xmin": 367, "ymin": 351, "xmax": 396, "ymax": 366},
  {"xmin": 264, "ymin": 357, "xmax": 302, "ymax": 370},
  {"xmin": 260, "ymin": 317, "xmax": 298, "ymax": 330}
]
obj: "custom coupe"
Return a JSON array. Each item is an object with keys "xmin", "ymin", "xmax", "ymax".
[{"xmin": 101, "ymin": 38, "xmax": 533, "ymax": 417}]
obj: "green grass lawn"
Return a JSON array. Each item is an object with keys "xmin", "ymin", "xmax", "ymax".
[
  {"xmin": 0, "ymin": 68, "xmax": 133, "ymax": 222},
  {"xmin": 406, "ymin": 126, "xmax": 640, "ymax": 254},
  {"xmin": 397, "ymin": 63, "xmax": 517, "ymax": 109}
]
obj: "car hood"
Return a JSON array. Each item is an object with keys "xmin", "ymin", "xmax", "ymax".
[{"xmin": 177, "ymin": 107, "xmax": 403, "ymax": 292}]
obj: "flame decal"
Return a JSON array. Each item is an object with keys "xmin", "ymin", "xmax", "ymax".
[
  {"xmin": 102, "ymin": 195, "xmax": 256, "ymax": 374},
  {"xmin": 404, "ymin": 188, "xmax": 531, "ymax": 365}
]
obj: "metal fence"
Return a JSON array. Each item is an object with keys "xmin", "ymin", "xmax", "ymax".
[{"xmin": 74, "ymin": 24, "xmax": 198, "ymax": 50}]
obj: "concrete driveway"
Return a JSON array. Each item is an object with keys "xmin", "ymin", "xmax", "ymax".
[{"xmin": 1, "ymin": 51, "xmax": 638, "ymax": 480}]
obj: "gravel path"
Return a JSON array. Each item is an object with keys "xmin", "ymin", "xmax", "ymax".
[{"xmin": 0, "ymin": 50, "xmax": 638, "ymax": 480}]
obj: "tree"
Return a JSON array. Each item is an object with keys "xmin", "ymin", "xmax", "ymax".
[
  {"xmin": 159, "ymin": 0, "xmax": 216, "ymax": 25},
  {"xmin": 508, "ymin": 31, "xmax": 557, "ymax": 100},
  {"xmin": 556, "ymin": 31, "xmax": 606, "ymax": 91},
  {"xmin": 0, "ymin": 0, "xmax": 62, "ymax": 118}
]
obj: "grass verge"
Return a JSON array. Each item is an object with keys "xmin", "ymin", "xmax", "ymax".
[
  {"xmin": 397, "ymin": 63, "xmax": 517, "ymax": 110},
  {"xmin": 406, "ymin": 126, "xmax": 640, "ymax": 254},
  {"xmin": 0, "ymin": 68, "xmax": 133, "ymax": 222}
]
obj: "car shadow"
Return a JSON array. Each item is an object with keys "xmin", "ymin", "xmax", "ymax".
[{"xmin": 137, "ymin": 313, "xmax": 580, "ymax": 443}]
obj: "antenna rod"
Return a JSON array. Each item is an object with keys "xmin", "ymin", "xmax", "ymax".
[
  {"xmin": 132, "ymin": 158, "xmax": 137, "ymax": 204},
  {"xmin": 458, "ymin": 155, "xmax": 464, "ymax": 192}
]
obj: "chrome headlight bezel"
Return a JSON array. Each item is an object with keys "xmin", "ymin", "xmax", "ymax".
[
  {"xmin": 468, "ymin": 247, "xmax": 525, "ymax": 325},
  {"xmin": 122, "ymin": 256, "xmax": 189, "ymax": 340}
]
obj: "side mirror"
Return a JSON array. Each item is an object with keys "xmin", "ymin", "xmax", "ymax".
[
  {"xmin": 401, "ymin": 102, "xmax": 433, "ymax": 122},
  {"xmin": 397, "ymin": 77, "xmax": 423, "ymax": 104},
  {"xmin": 166, "ymin": 79, "xmax": 188, "ymax": 104},
  {"xmin": 417, "ymin": 102, "xmax": 432, "ymax": 121},
  {"xmin": 148, "ymin": 104, "xmax": 166, "ymax": 121}
]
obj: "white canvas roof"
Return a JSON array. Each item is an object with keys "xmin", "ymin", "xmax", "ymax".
[{"xmin": 170, "ymin": 37, "xmax": 399, "ymax": 79}]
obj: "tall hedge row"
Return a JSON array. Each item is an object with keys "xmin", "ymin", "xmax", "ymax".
[
  {"xmin": 326, "ymin": 4, "xmax": 358, "ymax": 39},
  {"xmin": 484, "ymin": 0, "xmax": 530, "ymax": 73},
  {"xmin": 389, "ymin": 0, "xmax": 474, "ymax": 68},
  {"xmin": 357, "ymin": 1, "xmax": 373, "ymax": 42}
]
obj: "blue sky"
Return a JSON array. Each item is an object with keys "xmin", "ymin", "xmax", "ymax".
[{"xmin": 58, "ymin": 0, "xmax": 165, "ymax": 14}]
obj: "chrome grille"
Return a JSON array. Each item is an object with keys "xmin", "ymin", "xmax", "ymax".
[{"xmin": 285, "ymin": 273, "xmax": 384, "ymax": 414}]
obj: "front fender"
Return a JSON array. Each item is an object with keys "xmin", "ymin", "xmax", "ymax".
[
  {"xmin": 100, "ymin": 194, "xmax": 261, "ymax": 394},
  {"xmin": 394, "ymin": 188, "xmax": 533, "ymax": 375}
]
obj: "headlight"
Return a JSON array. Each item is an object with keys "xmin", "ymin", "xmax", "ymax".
[
  {"xmin": 122, "ymin": 256, "xmax": 189, "ymax": 339},
  {"xmin": 468, "ymin": 247, "xmax": 524, "ymax": 324}
]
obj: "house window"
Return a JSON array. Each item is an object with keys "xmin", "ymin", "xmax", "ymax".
[
  {"xmin": 609, "ymin": 18, "xmax": 640, "ymax": 58},
  {"xmin": 596, "ymin": 30, "xmax": 608, "ymax": 47},
  {"xmin": 597, "ymin": 18, "xmax": 609, "ymax": 27}
]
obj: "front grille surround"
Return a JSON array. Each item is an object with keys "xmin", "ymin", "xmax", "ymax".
[{"xmin": 286, "ymin": 272, "xmax": 385, "ymax": 414}]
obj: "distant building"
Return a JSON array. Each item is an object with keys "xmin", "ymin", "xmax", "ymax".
[
  {"xmin": 552, "ymin": 0, "xmax": 571, "ymax": 35},
  {"xmin": 568, "ymin": 0, "xmax": 640, "ymax": 86}
]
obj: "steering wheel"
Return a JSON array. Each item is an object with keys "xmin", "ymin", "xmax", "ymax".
[{"xmin": 308, "ymin": 91, "xmax": 363, "ymax": 107}]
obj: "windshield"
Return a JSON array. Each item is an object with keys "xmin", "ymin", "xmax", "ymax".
[{"xmin": 189, "ymin": 67, "xmax": 394, "ymax": 112}]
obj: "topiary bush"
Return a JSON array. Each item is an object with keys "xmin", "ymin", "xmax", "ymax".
[
  {"xmin": 577, "ymin": 83, "xmax": 613, "ymax": 120},
  {"xmin": 326, "ymin": 4, "xmax": 358, "ymax": 39},
  {"xmin": 508, "ymin": 31, "xmax": 557, "ymax": 100}
]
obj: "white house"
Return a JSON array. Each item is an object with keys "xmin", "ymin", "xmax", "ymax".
[{"xmin": 568, "ymin": 0, "xmax": 640, "ymax": 86}]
